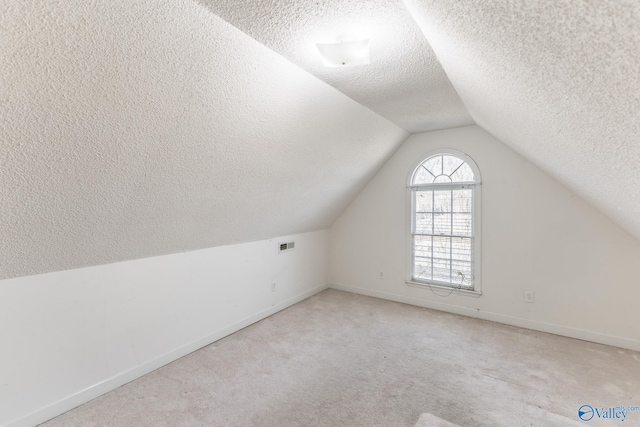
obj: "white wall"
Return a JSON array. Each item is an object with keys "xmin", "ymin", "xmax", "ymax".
[
  {"xmin": 328, "ymin": 126, "xmax": 640, "ymax": 351},
  {"xmin": 0, "ymin": 230, "xmax": 328, "ymax": 427}
]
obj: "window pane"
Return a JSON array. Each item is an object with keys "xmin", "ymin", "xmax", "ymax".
[
  {"xmin": 415, "ymin": 213, "xmax": 433, "ymax": 234},
  {"xmin": 423, "ymin": 155, "xmax": 443, "ymax": 176},
  {"xmin": 452, "ymin": 213, "xmax": 472, "ymax": 236},
  {"xmin": 450, "ymin": 162, "xmax": 474, "ymax": 182},
  {"xmin": 452, "ymin": 189, "xmax": 472, "ymax": 212},
  {"xmin": 414, "ymin": 259, "xmax": 432, "ymax": 281},
  {"xmin": 432, "ymin": 258, "xmax": 451, "ymax": 283},
  {"xmin": 433, "ymin": 174, "xmax": 452, "ymax": 183},
  {"xmin": 442, "ymin": 155, "xmax": 464, "ymax": 176},
  {"xmin": 451, "ymin": 237, "xmax": 472, "ymax": 262},
  {"xmin": 414, "ymin": 235, "xmax": 432, "ymax": 260},
  {"xmin": 413, "ymin": 166, "xmax": 434, "ymax": 184},
  {"xmin": 432, "ymin": 236, "xmax": 450, "ymax": 260},
  {"xmin": 451, "ymin": 261, "xmax": 472, "ymax": 287},
  {"xmin": 415, "ymin": 190, "xmax": 433, "ymax": 212},
  {"xmin": 433, "ymin": 213, "xmax": 451, "ymax": 235},
  {"xmin": 433, "ymin": 190, "xmax": 451, "ymax": 212}
]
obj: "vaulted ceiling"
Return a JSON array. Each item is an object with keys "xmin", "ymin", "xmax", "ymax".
[
  {"xmin": 404, "ymin": 0, "xmax": 640, "ymax": 240},
  {"xmin": 201, "ymin": 0, "xmax": 473, "ymax": 133},
  {"xmin": 0, "ymin": 0, "xmax": 407, "ymax": 279},
  {"xmin": 1, "ymin": 0, "xmax": 639, "ymax": 279}
]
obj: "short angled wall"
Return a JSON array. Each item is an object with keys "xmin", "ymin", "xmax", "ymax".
[
  {"xmin": 328, "ymin": 126, "xmax": 640, "ymax": 352},
  {"xmin": 0, "ymin": 230, "xmax": 328, "ymax": 427}
]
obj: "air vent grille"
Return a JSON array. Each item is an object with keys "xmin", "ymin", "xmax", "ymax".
[{"xmin": 278, "ymin": 241, "xmax": 295, "ymax": 253}]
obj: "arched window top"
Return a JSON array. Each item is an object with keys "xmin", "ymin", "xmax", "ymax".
[{"xmin": 411, "ymin": 153, "xmax": 479, "ymax": 186}]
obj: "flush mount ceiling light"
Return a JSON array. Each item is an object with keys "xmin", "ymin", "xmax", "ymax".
[{"xmin": 315, "ymin": 35, "xmax": 370, "ymax": 67}]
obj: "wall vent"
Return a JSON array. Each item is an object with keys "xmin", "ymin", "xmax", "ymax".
[{"xmin": 279, "ymin": 241, "xmax": 295, "ymax": 252}]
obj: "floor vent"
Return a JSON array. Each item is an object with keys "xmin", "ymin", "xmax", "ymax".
[{"xmin": 279, "ymin": 241, "xmax": 295, "ymax": 252}]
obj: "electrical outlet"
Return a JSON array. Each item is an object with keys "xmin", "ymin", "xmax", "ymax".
[
  {"xmin": 271, "ymin": 282, "xmax": 276, "ymax": 292},
  {"xmin": 379, "ymin": 271, "xmax": 384, "ymax": 279},
  {"xmin": 524, "ymin": 290, "xmax": 535, "ymax": 303}
]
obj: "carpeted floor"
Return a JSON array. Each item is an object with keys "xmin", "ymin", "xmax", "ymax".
[{"xmin": 41, "ymin": 289, "xmax": 640, "ymax": 426}]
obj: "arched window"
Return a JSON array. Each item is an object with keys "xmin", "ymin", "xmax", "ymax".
[{"xmin": 409, "ymin": 151, "xmax": 481, "ymax": 294}]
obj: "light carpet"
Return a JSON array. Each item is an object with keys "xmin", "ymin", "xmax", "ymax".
[{"xmin": 41, "ymin": 289, "xmax": 640, "ymax": 426}]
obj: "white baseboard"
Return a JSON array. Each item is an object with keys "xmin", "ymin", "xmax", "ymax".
[
  {"xmin": 7, "ymin": 284, "xmax": 328, "ymax": 427},
  {"xmin": 328, "ymin": 283, "xmax": 640, "ymax": 353}
]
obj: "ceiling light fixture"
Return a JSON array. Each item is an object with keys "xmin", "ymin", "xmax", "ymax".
[{"xmin": 316, "ymin": 35, "xmax": 370, "ymax": 68}]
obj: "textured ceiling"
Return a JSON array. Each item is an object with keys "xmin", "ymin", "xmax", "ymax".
[
  {"xmin": 4, "ymin": 0, "xmax": 639, "ymax": 280},
  {"xmin": 0, "ymin": 0, "xmax": 407, "ymax": 279},
  {"xmin": 404, "ymin": 0, "xmax": 640, "ymax": 239},
  {"xmin": 203, "ymin": 0, "xmax": 473, "ymax": 133}
]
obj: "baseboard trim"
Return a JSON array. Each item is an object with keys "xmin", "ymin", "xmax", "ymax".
[
  {"xmin": 328, "ymin": 283, "xmax": 640, "ymax": 352},
  {"xmin": 7, "ymin": 284, "xmax": 329, "ymax": 427}
]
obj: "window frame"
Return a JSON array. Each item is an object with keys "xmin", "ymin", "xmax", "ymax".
[{"xmin": 405, "ymin": 149, "xmax": 482, "ymax": 297}]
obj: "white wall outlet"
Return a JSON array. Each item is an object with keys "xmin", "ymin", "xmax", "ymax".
[
  {"xmin": 271, "ymin": 282, "xmax": 276, "ymax": 292},
  {"xmin": 525, "ymin": 290, "xmax": 535, "ymax": 303},
  {"xmin": 379, "ymin": 271, "xmax": 384, "ymax": 279}
]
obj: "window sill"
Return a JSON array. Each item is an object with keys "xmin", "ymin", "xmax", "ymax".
[{"xmin": 406, "ymin": 281, "xmax": 482, "ymax": 298}]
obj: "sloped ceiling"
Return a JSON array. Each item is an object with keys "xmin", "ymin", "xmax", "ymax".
[
  {"xmin": 0, "ymin": 0, "xmax": 407, "ymax": 279},
  {"xmin": 3, "ymin": 0, "xmax": 639, "ymax": 279},
  {"xmin": 403, "ymin": 0, "xmax": 640, "ymax": 240},
  {"xmin": 202, "ymin": 0, "xmax": 473, "ymax": 133}
]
